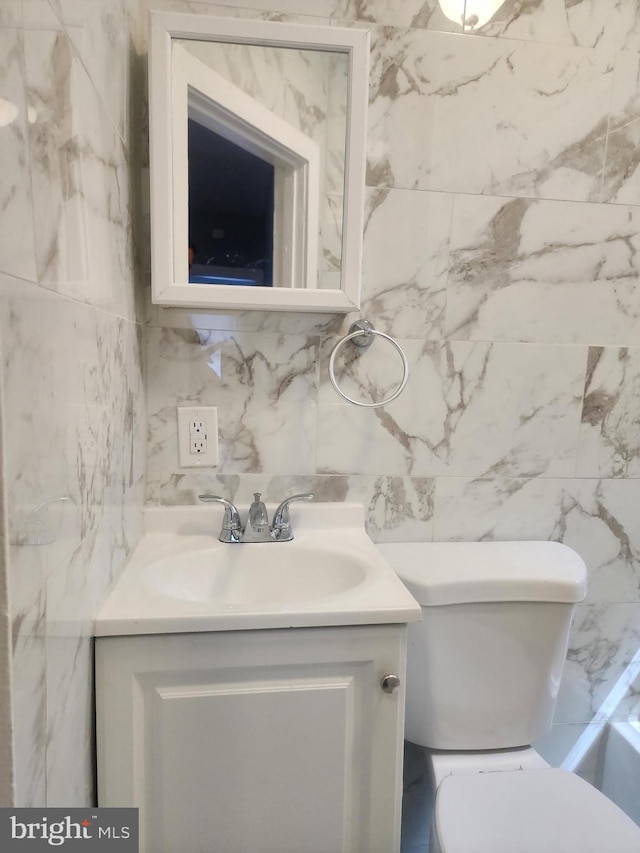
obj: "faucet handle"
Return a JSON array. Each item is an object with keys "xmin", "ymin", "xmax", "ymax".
[
  {"xmin": 271, "ymin": 493, "xmax": 313, "ymax": 541},
  {"xmin": 198, "ymin": 495, "xmax": 242, "ymax": 543}
]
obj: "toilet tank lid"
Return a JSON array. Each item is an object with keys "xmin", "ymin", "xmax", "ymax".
[{"xmin": 376, "ymin": 541, "xmax": 587, "ymax": 606}]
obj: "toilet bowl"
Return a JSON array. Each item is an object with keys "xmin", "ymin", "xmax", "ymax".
[
  {"xmin": 377, "ymin": 541, "xmax": 640, "ymax": 853},
  {"xmin": 432, "ymin": 766, "xmax": 640, "ymax": 853}
]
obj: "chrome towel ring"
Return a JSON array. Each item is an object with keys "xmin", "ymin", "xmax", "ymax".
[{"xmin": 328, "ymin": 320, "xmax": 409, "ymax": 408}]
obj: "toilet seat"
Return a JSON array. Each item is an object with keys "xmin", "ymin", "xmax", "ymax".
[{"xmin": 433, "ymin": 768, "xmax": 640, "ymax": 853}]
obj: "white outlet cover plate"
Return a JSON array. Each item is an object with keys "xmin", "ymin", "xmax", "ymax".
[{"xmin": 177, "ymin": 406, "xmax": 218, "ymax": 467}]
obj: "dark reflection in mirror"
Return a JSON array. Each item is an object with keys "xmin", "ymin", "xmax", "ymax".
[{"xmin": 188, "ymin": 119, "xmax": 274, "ymax": 287}]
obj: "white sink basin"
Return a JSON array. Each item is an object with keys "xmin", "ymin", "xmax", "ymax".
[
  {"xmin": 94, "ymin": 503, "xmax": 420, "ymax": 636},
  {"xmin": 147, "ymin": 544, "xmax": 369, "ymax": 606}
]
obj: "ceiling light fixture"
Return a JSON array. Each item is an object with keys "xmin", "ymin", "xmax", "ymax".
[{"xmin": 438, "ymin": 0, "xmax": 506, "ymax": 29}]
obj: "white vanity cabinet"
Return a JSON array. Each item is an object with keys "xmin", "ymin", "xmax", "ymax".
[{"xmin": 95, "ymin": 623, "xmax": 407, "ymax": 853}]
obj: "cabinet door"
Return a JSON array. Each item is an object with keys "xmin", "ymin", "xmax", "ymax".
[{"xmin": 96, "ymin": 625, "xmax": 406, "ymax": 853}]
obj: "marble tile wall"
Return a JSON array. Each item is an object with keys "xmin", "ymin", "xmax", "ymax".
[
  {"xmin": 144, "ymin": 0, "xmax": 640, "ymax": 761},
  {"xmin": 0, "ymin": 0, "xmax": 145, "ymax": 805}
]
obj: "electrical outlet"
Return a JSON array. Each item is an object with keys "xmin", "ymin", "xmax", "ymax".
[
  {"xmin": 190, "ymin": 436, "xmax": 207, "ymax": 454},
  {"xmin": 177, "ymin": 406, "xmax": 218, "ymax": 467}
]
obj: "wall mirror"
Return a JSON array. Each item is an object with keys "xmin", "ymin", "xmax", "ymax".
[{"xmin": 149, "ymin": 12, "xmax": 370, "ymax": 313}]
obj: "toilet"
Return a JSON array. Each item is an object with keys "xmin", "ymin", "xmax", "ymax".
[{"xmin": 378, "ymin": 540, "xmax": 640, "ymax": 853}]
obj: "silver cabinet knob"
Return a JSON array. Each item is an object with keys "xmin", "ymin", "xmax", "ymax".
[{"xmin": 380, "ymin": 674, "xmax": 401, "ymax": 694}]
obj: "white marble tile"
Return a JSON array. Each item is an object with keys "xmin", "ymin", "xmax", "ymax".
[
  {"xmin": 138, "ymin": 0, "xmax": 329, "ymax": 26},
  {"xmin": 433, "ymin": 476, "xmax": 572, "ymax": 542},
  {"xmin": 1, "ymin": 275, "xmax": 75, "ymax": 807},
  {"xmin": 2, "ymin": 286, "xmax": 80, "ymax": 565},
  {"xmin": 582, "ymin": 479, "xmax": 640, "ymax": 604},
  {"xmin": 144, "ymin": 472, "xmax": 163, "ymax": 506},
  {"xmin": 0, "ymin": 0, "xmax": 22, "ymax": 27},
  {"xmin": 1, "ymin": 271, "xmax": 144, "ymax": 805},
  {"xmin": 557, "ymin": 602, "xmax": 640, "ymax": 723},
  {"xmin": 176, "ymin": 27, "xmax": 338, "ymax": 139},
  {"xmin": 2, "ymin": 0, "xmax": 142, "ymax": 812},
  {"xmin": 0, "ymin": 22, "xmax": 37, "ymax": 282},
  {"xmin": 48, "ymin": 0, "xmax": 130, "ymax": 143},
  {"xmin": 45, "ymin": 632, "xmax": 94, "ymax": 807},
  {"xmin": 169, "ymin": 0, "xmax": 340, "ymax": 15},
  {"xmin": 45, "ymin": 477, "xmax": 143, "ymax": 808},
  {"xmin": 3, "ymin": 284, "xmax": 143, "ymax": 560},
  {"xmin": 445, "ymin": 195, "xmax": 640, "ymax": 345},
  {"xmin": 433, "ymin": 477, "xmax": 640, "ymax": 604},
  {"xmin": 566, "ymin": 0, "xmax": 640, "ymax": 51},
  {"xmin": 22, "ymin": 0, "xmax": 63, "ymax": 28},
  {"xmin": 147, "ymin": 327, "xmax": 319, "ymax": 474},
  {"xmin": 354, "ymin": 475, "xmax": 435, "ymax": 542},
  {"xmin": 11, "ymin": 591, "xmax": 47, "ymax": 807},
  {"xmin": 325, "ymin": 51, "xmax": 348, "ymax": 197},
  {"xmin": 318, "ymin": 340, "xmax": 585, "ymax": 477},
  {"xmin": 465, "ymin": 0, "xmax": 573, "ymax": 43},
  {"xmin": 367, "ymin": 28, "xmax": 613, "ymax": 202},
  {"xmin": 366, "ymin": 26, "xmax": 440, "ymax": 189},
  {"xmin": 320, "ymin": 192, "xmax": 343, "ymax": 274},
  {"xmin": 576, "ymin": 347, "xmax": 640, "ymax": 478},
  {"xmin": 602, "ymin": 49, "xmax": 640, "ymax": 205},
  {"xmin": 318, "ymin": 339, "xmax": 442, "ymax": 475},
  {"xmin": 360, "ymin": 187, "xmax": 451, "ymax": 339},
  {"xmin": 24, "ymin": 20, "xmax": 136, "ymax": 319},
  {"xmin": 334, "ymin": 0, "xmax": 461, "ymax": 32}
]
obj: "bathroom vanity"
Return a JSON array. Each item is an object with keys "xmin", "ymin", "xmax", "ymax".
[{"xmin": 94, "ymin": 504, "xmax": 420, "ymax": 853}]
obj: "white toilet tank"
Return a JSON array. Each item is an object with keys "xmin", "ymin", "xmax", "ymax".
[{"xmin": 378, "ymin": 541, "xmax": 587, "ymax": 751}]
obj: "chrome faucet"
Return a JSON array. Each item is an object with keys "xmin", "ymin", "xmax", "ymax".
[{"xmin": 198, "ymin": 492, "xmax": 313, "ymax": 543}]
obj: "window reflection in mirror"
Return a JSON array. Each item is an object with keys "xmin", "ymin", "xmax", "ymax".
[
  {"xmin": 176, "ymin": 37, "xmax": 348, "ymax": 291},
  {"xmin": 188, "ymin": 120, "xmax": 275, "ymax": 287}
]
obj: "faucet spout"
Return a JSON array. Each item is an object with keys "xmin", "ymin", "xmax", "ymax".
[{"xmin": 242, "ymin": 493, "xmax": 271, "ymax": 543}]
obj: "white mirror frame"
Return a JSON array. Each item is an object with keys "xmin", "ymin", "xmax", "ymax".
[{"xmin": 149, "ymin": 12, "xmax": 370, "ymax": 313}]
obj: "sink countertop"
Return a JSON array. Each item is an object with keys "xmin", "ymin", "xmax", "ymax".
[{"xmin": 94, "ymin": 503, "xmax": 421, "ymax": 637}]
